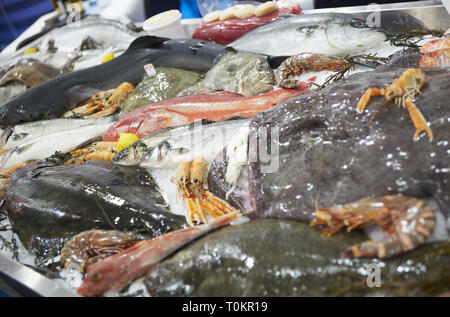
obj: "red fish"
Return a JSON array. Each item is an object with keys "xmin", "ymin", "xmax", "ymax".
[
  {"xmin": 77, "ymin": 211, "xmax": 241, "ymax": 296},
  {"xmin": 418, "ymin": 48, "xmax": 450, "ymax": 68},
  {"xmin": 420, "ymin": 37, "xmax": 450, "ymax": 54},
  {"xmin": 103, "ymin": 82, "xmax": 313, "ymax": 141},
  {"xmin": 192, "ymin": 5, "xmax": 302, "ymax": 45}
]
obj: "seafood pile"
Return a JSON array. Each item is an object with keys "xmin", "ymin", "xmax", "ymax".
[{"xmin": 0, "ymin": 5, "xmax": 449, "ymax": 298}]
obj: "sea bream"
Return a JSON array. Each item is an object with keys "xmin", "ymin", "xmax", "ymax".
[
  {"xmin": 0, "ymin": 36, "xmax": 233, "ymax": 127},
  {"xmin": 229, "ymin": 13, "xmax": 388, "ymax": 57}
]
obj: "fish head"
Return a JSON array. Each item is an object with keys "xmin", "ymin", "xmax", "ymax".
[
  {"xmin": 112, "ymin": 141, "xmax": 146, "ymax": 166},
  {"xmin": 325, "ymin": 16, "xmax": 387, "ymax": 54},
  {"xmin": 77, "ymin": 261, "xmax": 118, "ymax": 297},
  {"xmin": 239, "ymin": 54, "xmax": 275, "ymax": 96}
]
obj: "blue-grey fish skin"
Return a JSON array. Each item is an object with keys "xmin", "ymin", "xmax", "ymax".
[{"xmin": 0, "ymin": 36, "xmax": 232, "ymax": 127}]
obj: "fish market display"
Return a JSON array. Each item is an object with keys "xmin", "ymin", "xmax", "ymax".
[
  {"xmin": 114, "ymin": 119, "xmax": 251, "ymax": 223},
  {"xmin": 0, "ymin": 3, "xmax": 449, "ymax": 298},
  {"xmin": 104, "ymin": 83, "xmax": 312, "ymax": 142},
  {"xmin": 192, "ymin": 1, "xmax": 302, "ymax": 45},
  {"xmin": 0, "ymin": 59, "xmax": 62, "ymax": 105},
  {"xmin": 0, "ymin": 116, "xmax": 115, "ymax": 170},
  {"xmin": 63, "ymin": 82, "xmax": 134, "ymax": 119},
  {"xmin": 143, "ymin": 219, "xmax": 450, "ymax": 296},
  {"xmin": 5, "ymin": 160, "xmax": 186, "ymax": 261},
  {"xmin": 419, "ymin": 36, "xmax": 450, "ymax": 68},
  {"xmin": 0, "ymin": 36, "xmax": 233, "ymax": 126},
  {"xmin": 113, "ymin": 119, "xmax": 251, "ymax": 169},
  {"xmin": 0, "ymin": 60, "xmax": 61, "ymax": 88},
  {"xmin": 119, "ymin": 67, "xmax": 202, "ymax": 116},
  {"xmin": 180, "ymin": 51, "xmax": 275, "ymax": 97},
  {"xmin": 77, "ymin": 211, "xmax": 240, "ymax": 296},
  {"xmin": 211, "ymin": 53, "xmax": 450, "ymax": 260},
  {"xmin": 229, "ymin": 13, "xmax": 388, "ymax": 56},
  {"xmin": 1, "ymin": 16, "xmax": 142, "ymax": 63}
]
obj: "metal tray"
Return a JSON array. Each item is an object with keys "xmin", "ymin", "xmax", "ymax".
[{"xmin": 0, "ymin": 1, "xmax": 448, "ymax": 297}]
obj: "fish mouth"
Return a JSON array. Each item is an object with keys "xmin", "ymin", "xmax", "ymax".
[{"xmin": 111, "ymin": 148, "xmax": 140, "ymax": 166}]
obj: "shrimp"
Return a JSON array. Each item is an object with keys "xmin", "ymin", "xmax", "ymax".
[
  {"xmin": 275, "ymin": 53, "xmax": 351, "ymax": 88},
  {"xmin": 311, "ymin": 195, "xmax": 436, "ymax": 259}
]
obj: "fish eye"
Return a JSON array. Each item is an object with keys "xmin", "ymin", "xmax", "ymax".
[
  {"xmin": 350, "ymin": 19, "xmax": 366, "ymax": 28},
  {"xmin": 90, "ymin": 272, "xmax": 102, "ymax": 281}
]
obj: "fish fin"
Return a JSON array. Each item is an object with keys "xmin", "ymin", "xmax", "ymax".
[
  {"xmin": 125, "ymin": 36, "xmax": 169, "ymax": 52},
  {"xmin": 0, "ymin": 127, "xmax": 14, "ymax": 148}
]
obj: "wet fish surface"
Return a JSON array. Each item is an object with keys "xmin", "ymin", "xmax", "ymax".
[
  {"xmin": 143, "ymin": 219, "xmax": 450, "ymax": 296},
  {"xmin": 180, "ymin": 51, "xmax": 275, "ymax": 97},
  {"xmin": 113, "ymin": 119, "xmax": 252, "ymax": 169},
  {"xmin": 119, "ymin": 67, "xmax": 203, "ymax": 116},
  {"xmin": 229, "ymin": 13, "xmax": 388, "ymax": 56},
  {"xmin": 0, "ymin": 116, "xmax": 115, "ymax": 169},
  {"xmin": 6, "ymin": 160, "xmax": 186, "ymax": 261},
  {"xmin": 242, "ymin": 52, "xmax": 450, "ymax": 224},
  {"xmin": 0, "ymin": 36, "xmax": 233, "ymax": 126}
]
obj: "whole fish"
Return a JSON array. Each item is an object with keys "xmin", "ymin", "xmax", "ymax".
[
  {"xmin": 103, "ymin": 82, "xmax": 312, "ymax": 142},
  {"xmin": 2, "ymin": 16, "xmax": 141, "ymax": 63},
  {"xmin": 0, "ymin": 117, "xmax": 115, "ymax": 170},
  {"xmin": 181, "ymin": 51, "xmax": 275, "ymax": 97},
  {"xmin": 77, "ymin": 211, "xmax": 240, "ymax": 296},
  {"xmin": 229, "ymin": 13, "xmax": 387, "ymax": 56},
  {"xmin": 192, "ymin": 4, "xmax": 302, "ymax": 45},
  {"xmin": 113, "ymin": 119, "xmax": 251, "ymax": 168},
  {"xmin": 0, "ymin": 36, "xmax": 233, "ymax": 127},
  {"xmin": 0, "ymin": 117, "xmax": 115, "ymax": 150}
]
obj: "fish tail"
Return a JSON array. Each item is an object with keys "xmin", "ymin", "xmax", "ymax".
[{"xmin": 208, "ymin": 210, "xmax": 241, "ymax": 229}]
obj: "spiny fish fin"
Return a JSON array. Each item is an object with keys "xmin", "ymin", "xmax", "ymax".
[{"xmin": 126, "ymin": 36, "xmax": 169, "ymax": 52}]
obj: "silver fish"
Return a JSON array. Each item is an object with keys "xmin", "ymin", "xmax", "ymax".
[
  {"xmin": 0, "ymin": 117, "xmax": 116, "ymax": 151},
  {"xmin": 113, "ymin": 119, "xmax": 252, "ymax": 169},
  {"xmin": 229, "ymin": 13, "xmax": 388, "ymax": 57},
  {"xmin": 0, "ymin": 117, "xmax": 116, "ymax": 170}
]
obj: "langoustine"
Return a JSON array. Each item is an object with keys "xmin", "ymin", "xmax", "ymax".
[
  {"xmin": 275, "ymin": 53, "xmax": 352, "ymax": 88},
  {"xmin": 103, "ymin": 82, "xmax": 313, "ymax": 142},
  {"xmin": 311, "ymin": 195, "xmax": 436, "ymax": 258},
  {"xmin": 61, "ymin": 229, "xmax": 144, "ymax": 272},
  {"xmin": 77, "ymin": 211, "xmax": 240, "ymax": 296},
  {"xmin": 211, "ymin": 53, "xmax": 449, "ymax": 259},
  {"xmin": 419, "ymin": 36, "xmax": 450, "ymax": 68}
]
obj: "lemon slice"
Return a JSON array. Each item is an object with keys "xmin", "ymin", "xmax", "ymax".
[
  {"xmin": 101, "ymin": 52, "xmax": 115, "ymax": 64},
  {"xmin": 117, "ymin": 133, "xmax": 139, "ymax": 152},
  {"xmin": 24, "ymin": 48, "xmax": 38, "ymax": 55}
]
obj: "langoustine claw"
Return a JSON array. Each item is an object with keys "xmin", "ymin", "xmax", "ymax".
[
  {"xmin": 311, "ymin": 195, "xmax": 436, "ymax": 259},
  {"xmin": 275, "ymin": 53, "xmax": 351, "ymax": 88},
  {"xmin": 63, "ymin": 82, "xmax": 133, "ymax": 119},
  {"xmin": 60, "ymin": 229, "xmax": 144, "ymax": 272},
  {"xmin": 356, "ymin": 68, "xmax": 433, "ymax": 141},
  {"xmin": 171, "ymin": 158, "xmax": 240, "ymax": 226}
]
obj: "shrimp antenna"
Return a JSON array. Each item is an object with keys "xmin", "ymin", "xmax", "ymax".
[
  {"xmin": 368, "ymin": 99, "xmax": 390, "ymax": 134},
  {"xmin": 95, "ymin": 198, "xmax": 118, "ymax": 231}
]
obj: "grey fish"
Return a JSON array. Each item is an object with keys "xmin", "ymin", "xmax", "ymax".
[
  {"xmin": 180, "ymin": 51, "xmax": 275, "ymax": 97},
  {"xmin": 0, "ymin": 36, "xmax": 233, "ymax": 126},
  {"xmin": 229, "ymin": 13, "xmax": 387, "ymax": 57}
]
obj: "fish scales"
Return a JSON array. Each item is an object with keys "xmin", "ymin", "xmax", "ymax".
[{"xmin": 0, "ymin": 36, "xmax": 233, "ymax": 126}]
